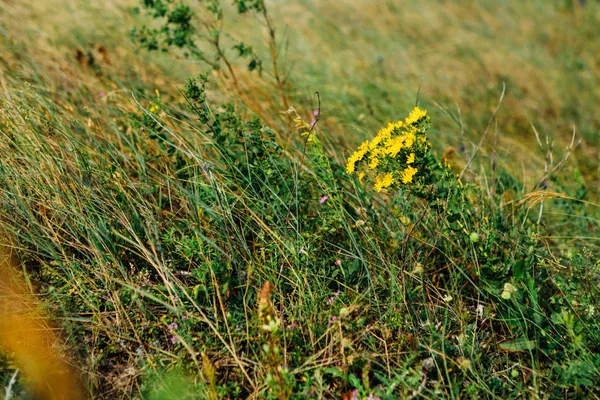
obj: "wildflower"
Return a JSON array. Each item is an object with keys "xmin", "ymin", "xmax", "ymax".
[
  {"xmin": 262, "ymin": 315, "xmax": 281, "ymax": 332},
  {"xmin": 319, "ymin": 195, "xmax": 329, "ymax": 204},
  {"xmin": 346, "ymin": 141, "xmax": 369, "ymax": 174},
  {"xmin": 385, "ymin": 136, "xmax": 405, "ymax": 158},
  {"xmin": 368, "ymin": 157, "xmax": 380, "ymax": 169},
  {"xmin": 501, "ymin": 282, "xmax": 517, "ymax": 299},
  {"xmin": 402, "ymin": 130, "xmax": 416, "ymax": 148},
  {"xmin": 374, "ymin": 172, "xmax": 394, "ymax": 192},
  {"xmin": 345, "ymin": 106, "xmax": 429, "ymax": 192},
  {"xmin": 404, "ymin": 106, "xmax": 427, "ymax": 125},
  {"xmin": 309, "ymin": 109, "xmax": 319, "ymax": 128},
  {"xmin": 327, "ymin": 290, "xmax": 341, "ymax": 306},
  {"xmin": 328, "ymin": 316, "xmax": 338, "ymax": 325},
  {"xmin": 588, "ymin": 305, "xmax": 596, "ymax": 317},
  {"xmin": 258, "ymin": 281, "xmax": 277, "ymax": 331},
  {"xmin": 349, "ymin": 389, "xmax": 359, "ymax": 400},
  {"xmin": 400, "ymin": 166, "xmax": 418, "ymax": 184},
  {"xmin": 168, "ymin": 322, "xmax": 179, "ymax": 344},
  {"xmin": 335, "ymin": 259, "xmax": 342, "ymax": 266},
  {"xmin": 366, "ymin": 394, "xmax": 381, "ymax": 400},
  {"xmin": 369, "ymin": 121, "xmax": 400, "ymax": 150}
]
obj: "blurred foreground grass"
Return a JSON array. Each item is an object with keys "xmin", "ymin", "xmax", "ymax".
[{"xmin": 0, "ymin": 0, "xmax": 599, "ymax": 398}]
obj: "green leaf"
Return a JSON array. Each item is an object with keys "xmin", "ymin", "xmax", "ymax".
[
  {"xmin": 499, "ymin": 337, "xmax": 536, "ymax": 352},
  {"xmin": 324, "ymin": 368, "xmax": 344, "ymax": 378},
  {"xmin": 348, "ymin": 373, "xmax": 361, "ymax": 389}
]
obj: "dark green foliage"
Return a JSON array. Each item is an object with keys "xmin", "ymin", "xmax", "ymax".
[
  {"xmin": 132, "ymin": 0, "xmax": 266, "ymax": 76},
  {"xmin": 233, "ymin": 0, "xmax": 264, "ymax": 14}
]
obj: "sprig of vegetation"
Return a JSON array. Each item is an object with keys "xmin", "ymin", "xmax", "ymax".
[{"xmin": 132, "ymin": 0, "xmax": 288, "ymax": 109}]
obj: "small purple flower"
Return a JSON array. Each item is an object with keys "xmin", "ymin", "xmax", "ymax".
[
  {"xmin": 350, "ymin": 389, "xmax": 359, "ymax": 400},
  {"xmin": 327, "ymin": 289, "xmax": 341, "ymax": 306},
  {"xmin": 170, "ymin": 335, "xmax": 179, "ymax": 344},
  {"xmin": 319, "ymin": 195, "xmax": 329, "ymax": 204},
  {"xmin": 168, "ymin": 322, "xmax": 178, "ymax": 332},
  {"xmin": 328, "ymin": 316, "xmax": 338, "ymax": 325},
  {"xmin": 335, "ymin": 259, "xmax": 342, "ymax": 266},
  {"xmin": 309, "ymin": 109, "xmax": 320, "ymax": 129}
]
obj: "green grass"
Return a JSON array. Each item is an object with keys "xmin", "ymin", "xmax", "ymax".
[{"xmin": 0, "ymin": 0, "xmax": 599, "ymax": 398}]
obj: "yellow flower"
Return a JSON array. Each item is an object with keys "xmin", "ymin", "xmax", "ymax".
[
  {"xmin": 374, "ymin": 172, "xmax": 394, "ymax": 192},
  {"xmin": 346, "ymin": 157, "xmax": 356, "ymax": 174},
  {"xmin": 346, "ymin": 141, "xmax": 369, "ymax": 174},
  {"xmin": 369, "ymin": 121, "xmax": 403, "ymax": 150},
  {"xmin": 358, "ymin": 172, "xmax": 365, "ymax": 180},
  {"xmin": 400, "ymin": 166, "xmax": 418, "ymax": 184},
  {"xmin": 346, "ymin": 159, "xmax": 357, "ymax": 174},
  {"xmin": 368, "ymin": 157, "xmax": 380, "ymax": 169},
  {"xmin": 345, "ymin": 107, "xmax": 428, "ymax": 184},
  {"xmin": 403, "ymin": 130, "xmax": 416, "ymax": 148},
  {"xmin": 384, "ymin": 136, "xmax": 404, "ymax": 157},
  {"xmin": 404, "ymin": 106, "xmax": 427, "ymax": 125}
]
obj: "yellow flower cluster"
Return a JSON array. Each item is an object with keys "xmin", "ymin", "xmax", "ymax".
[
  {"xmin": 400, "ymin": 166, "xmax": 418, "ymax": 184},
  {"xmin": 346, "ymin": 107, "xmax": 428, "ymax": 192},
  {"xmin": 346, "ymin": 142, "xmax": 369, "ymax": 174},
  {"xmin": 404, "ymin": 106, "xmax": 427, "ymax": 125},
  {"xmin": 374, "ymin": 172, "xmax": 394, "ymax": 192}
]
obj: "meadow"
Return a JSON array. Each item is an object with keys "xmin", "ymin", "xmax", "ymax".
[{"xmin": 0, "ymin": 0, "xmax": 599, "ymax": 398}]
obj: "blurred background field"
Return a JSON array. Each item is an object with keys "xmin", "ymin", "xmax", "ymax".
[
  {"xmin": 0, "ymin": 0, "xmax": 599, "ymax": 398},
  {"xmin": 2, "ymin": 0, "xmax": 599, "ymax": 173}
]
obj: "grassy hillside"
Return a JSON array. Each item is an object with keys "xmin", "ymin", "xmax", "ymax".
[{"xmin": 0, "ymin": 0, "xmax": 599, "ymax": 398}]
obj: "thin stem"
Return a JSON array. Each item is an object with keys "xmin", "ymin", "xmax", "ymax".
[{"xmin": 262, "ymin": 6, "xmax": 289, "ymax": 110}]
